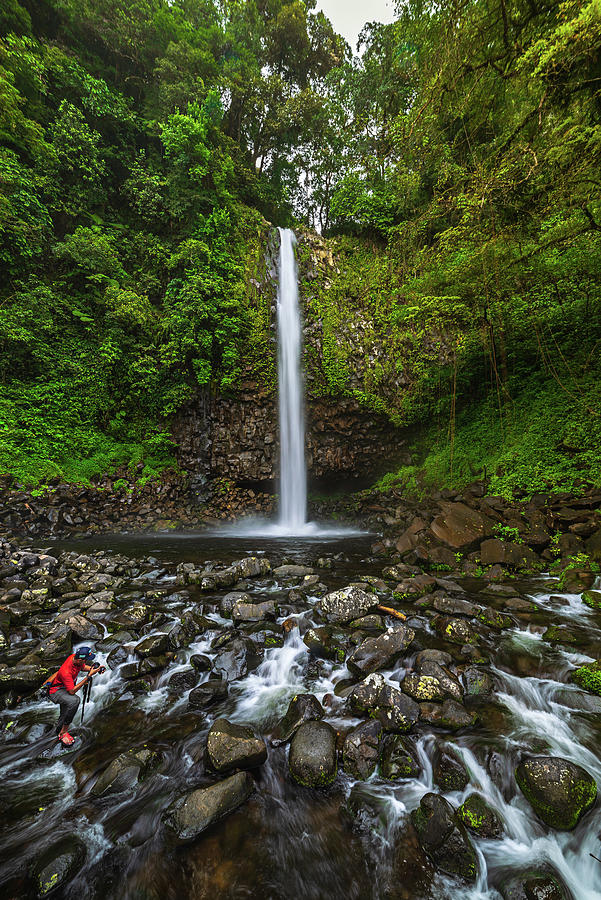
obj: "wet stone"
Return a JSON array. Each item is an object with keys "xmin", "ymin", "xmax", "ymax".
[
  {"xmin": 342, "ymin": 719, "xmax": 383, "ymax": 780},
  {"xmin": 232, "ymin": 599, "xmax": 278, "ymax": 623},
  {"xmin": 303, "ymin": 626, "xmax": 347, "ymax": 662},
  {"xmin": 35, "ymin": 841, "xmax": 85, "ymax": 897},
  {"xmin": 272, "ymin": 693, "xmax": 324, "ymax": 746},
  {"xmin": 457, "ymin": 793, "xmax": 503, "ymax": 838},
  {"xmin": 440, "ymin": 698, "xmax": 478, "ymax": 730},
  {"xmin": 91, "ymin": 748, "xmax": 159, "ymax": 796},
  {"xmin": 515, "ymin": 756, "xmax": 597, "ymax": 830},
  {"xmin": 380, "ymin": 734, "xmax": 421, "ymax": 780},
  {"xmin": 163, "ymin": 771, "xmax": 254, "ymax": 842},
  {"xmin": 435, "ymin": 616, "xmax": 478, "ymax": 645},
  {"xmin": 402, "ymin": 673, "xmax": 445, "ymax": 702},
  {"xmin": 500, "ymin": 870, "xmax": 570, "ymax": 900},
  {"xmin": 348, "ymin": 674, "xmax": 420, "ymax": 733},
  {"xmin": 135, "ymin": 632, "xmax": 170, "ymax": 658},
  {"xmin": 433, "ymin": 746, "xmax": 469, "ymax": 792},
  {"xmin": 463, "ymin": 666, "xmax": 494, "ymax": 701},
  {"xmin": 319, "ymin": 586, "xmax": 377, "ymax": 624},
  {"xmin": 411, "ymin": 792, "xmax": 478, "ymax": 882},
  {"xmin": 346, "ymin": 626, "xmax": 415, "ymax": 676},
  {"xmin": 207, "ymin": 717, "xmax": 267, "ymax": 773},
  {"xmin": 188, "ymin": 679, "xmax": 228, "ymax": 709},
  {"xmin": 288, "ymin": 720, "xmax": 337, "ymax": 788}
]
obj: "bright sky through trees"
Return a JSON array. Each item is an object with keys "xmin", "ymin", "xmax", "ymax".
[{"xmin": 315, "ymin": 0, "xmax": 397, "ymax": 50}]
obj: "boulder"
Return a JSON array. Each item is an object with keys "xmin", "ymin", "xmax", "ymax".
[
  {"xmin": 411, "ymin": 792, "xmax": 478, "ymax": 882},
  {"xmin": 206, "ymin": 718, "xmax": 267, "ymax": 773},
  {"xmin": 342, "ymin": 719, "xmax": 383, "ymax": 780},
  {"xmin": 274, "ymin": 564, "xmax": 315, "ymax": 578},
  {"xmin": 34, "ymin": 841, "xmax": 85, "ymax": 897},
  {"xmin": 440, "ymin": 698, "xmax": 478, "ymax": 730},
  {"xmin": 480, "ymin": 539, "xmax": 541, "ymax": 571},
  {"xmin": 515, "ymin": 756, "xmax": 596, "ymax": 829},
  {"xmin": 288, "ymin": 720, "xmax": 337, "ymax": 788},
  {"xmin": 430, "ymin": 502, "xmax": 494, "ymax": 550},
  {"xmin": 380, "ymin": 734, "xmax": 421, "ymax": 780},
  {"xmin": 417, "ymin": 660, "xmax": 463, "ymax": 700},
  {"xmin": 135, "ymin": 632, "xmax": 170, "ymax": 658},
  {"xmin": 463, "ymin": 666, "xmax": 494, "ymax": 702},
  {"xmin": 319, "ymin": 586, "xmax": 376, "ymax": 624},
  {"xmin": 188, "ymin": 679, "xmax": 228, "ymax": 708},
  {"xmin": 431, "ymin": 595, "xmax": 480, "ymax": 617},
  {"xmin": 500, "ymin": 870, "xmax": 570, "ymax": 900},
  {"xmin": 346, "ymin": 626, "xmax": 415, "ymax": 676},
  {"xmin": 582, "ymin": 590, "xmax": 601, "ymax": 611},
  {"xmin": 571, "ymin": 660, "xmax": 601, "ymax": 695},
  {"xmin": 303, "ymin": 626, "xmax": 347, "ymax": 661},
  {"xmin": 457, "ymin": 793, "xmax": 503, "ymax": 838},
  {"xmin": 212, "ymin": 636, "xmax": 262, "ymax": 682},
  {"xmin": 272, "ymin": 694, "xmax": 324, "ymax": 746},
  {"xmin": 402, "ymin": 674, "xmax": 445, "ymax": 703},
  {"xmin": 163, "ymin": 771, "xmax": 254, "ymax": 842},
  {"xmin": 433, "ymin": 746, "xmax": 469, "ymax": 792},
  {"xmin": 435, "ymin": 616, "xmax": 478, "ymax": 645},
  {"xmin": 348, "ymin": 673, "xmax": 420, "ymax": 733},
  {"xmin": 232, "ymin": 599, "xmax": 277, "ymax": 623},
  {"xmin": 92, "ymin": 748, "xmax": 159, "ymax": 796},
  {"xmin": 220, "ymin": 591, "xmax": 251, "ymax": 617}
]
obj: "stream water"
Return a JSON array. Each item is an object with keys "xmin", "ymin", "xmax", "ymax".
[{"xmin": 1, "ymin": 533, "xmax": 601, "ymax": 899}]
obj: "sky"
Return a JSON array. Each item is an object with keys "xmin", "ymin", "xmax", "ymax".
[{"xmin": 316, "ymin": 0, "xmax": 397, "ymax": 51}]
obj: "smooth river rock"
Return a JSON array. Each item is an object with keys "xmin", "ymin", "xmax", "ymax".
[
  {"xmin": 163, "ymin": 771, "xmax": 255, "ymax": 841},
  {"xmin": 515, "ymin": 756, "xmax": 597, "ymax": 830},
  {"xmin": 411, "ymin": 792, "xmax": 478, "ymax": 882},
  {"xmin": 288, "ymin": 720, "xmax": 337, "ymax": 788},
  {"xmin": 347, "ymin": 626, "xmax": 415, "ymax": 676},
  {"xmin": 206, "ymin": 718, "xmax": 267, "ymax": 772}
]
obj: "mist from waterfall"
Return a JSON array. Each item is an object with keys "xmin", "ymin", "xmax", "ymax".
[{"xmin": 276, "ymin": 227, "xmax": 307, "ymax": 531}]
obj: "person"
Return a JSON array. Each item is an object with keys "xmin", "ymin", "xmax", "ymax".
[{"xmin": 44, "ymin": 647, "xmax": 103, "ymax": 746}]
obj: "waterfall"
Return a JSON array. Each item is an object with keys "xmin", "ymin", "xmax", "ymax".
[{"xmin": 276, "ymin": 227, "xmax": 307, "ymax": 531}]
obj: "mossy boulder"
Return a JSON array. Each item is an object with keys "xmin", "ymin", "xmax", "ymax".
[
  {"xmin": 411, "ymin": 792, "xmax": 478, "ymax": 882},
  {"xmin": 515, "ymin": 756, "xmax": 596, "ymax": 830},
  {"xmin": 582, "ymin": 590, "xmax": 601, "ymax": 611},
  {"xmin": 34, "ymin": 840, "xmax": 86, "ymax": 896},
  {"xmin": 457, "ymin": 793, "xmax": 503, "ymax": 838},
  {"xmin": 288, "ymin": 720, "xmax": 337, "ymax": 788},
  {"xmin": 433, "ymin": 745, "xmax": 469, "ymax": 792},
  {"xmin": 542, "ymin": 625, "xmax": 579, "ymax": 645},
  {"xmin": 570, "ymin": 660, "xmax": 601, "ymax": 695},
  {"xmin": 402, "ymin": 673, "xmax": 445, "ymax": 702},
  {"xmin": 380, "ymin": 734, "xmax": 421, "ymax": 780}
]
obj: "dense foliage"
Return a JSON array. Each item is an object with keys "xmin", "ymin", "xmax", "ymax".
[
  {"xmin": 1, "ymin": 0, "xmax": 599, "ymax": 496},
  {"xmin": 308, "ymin": 0, "xmax": 601, "ymax": 496},
  {"xmin": 0, "ymin": 0, "xmax": 343, "ymax": 482}
]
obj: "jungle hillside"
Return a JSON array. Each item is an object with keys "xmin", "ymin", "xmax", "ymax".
[{"xmin": 1, "ymin": 0, "xmax": 600, "ymax": 497}]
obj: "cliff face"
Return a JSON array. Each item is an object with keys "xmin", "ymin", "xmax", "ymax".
[{"xmin": 172, "ymin": 227, "xmax": 437, "ymax": 496}]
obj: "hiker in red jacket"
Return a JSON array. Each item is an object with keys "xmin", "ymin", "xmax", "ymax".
[{"xmin": 44, "ymin": 647, "xmax": 102, "ymax": 746}]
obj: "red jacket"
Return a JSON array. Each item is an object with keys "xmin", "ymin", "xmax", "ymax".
[{"xmin": 49, "ymin": 654, "xmax": 85, "ymax": 694}]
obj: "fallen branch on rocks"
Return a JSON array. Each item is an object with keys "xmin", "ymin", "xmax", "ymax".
[{"xmin": 378, "ymin": 605, "xmax": 407, "ymax": 621}]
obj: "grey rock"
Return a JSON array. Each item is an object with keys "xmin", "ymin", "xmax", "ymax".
[
  {"xmin": 207, "ymin": 718, "xmax": 267, "ymax": 773},
  {"xmin": 319, "ymin": 586, "xmax": 376, "ymax": 624},
  {"xmin": 342, "ymin": 719, "xmax": 383, "ymax": 780},
  {"xmin": 289, "ymin": 720, "xmax": 337, "ymax": 788},
  {"xmin": 347, "ymin": 626, "xmax": 415, "ymax": 676},
  {"xmin": 163, "ymin": 771, "xmax": 254, "ymax": 842},
  {"xmin": 272, "ymin": 693, "xmax": 324, "ymax": 746}
]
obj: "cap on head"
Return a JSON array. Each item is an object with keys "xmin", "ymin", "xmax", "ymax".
[{"xmin": 74, "ymin": 646, "xmax": 95, "ymax": 662}]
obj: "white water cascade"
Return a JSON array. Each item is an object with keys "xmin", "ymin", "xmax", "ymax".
[{"xmin": 276, "ymin": 227, "xmax": 307, "ymax": 531}]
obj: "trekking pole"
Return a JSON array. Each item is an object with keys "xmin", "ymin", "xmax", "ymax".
[{"xmin": 80, "ymin": 674, "xmax": 93, "ymax": 724}]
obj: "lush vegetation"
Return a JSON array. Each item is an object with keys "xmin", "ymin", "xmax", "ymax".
[
  {"xmin": 1, "ymin": 0, "xmax": 600, "ymax": 495},
  {"xmin": 0, "ymin": 0, "xmax": 343, "ymax": 482},
  {"xmin": 304, "ymin": 0, "xmax": 601, "ymax": 497}
]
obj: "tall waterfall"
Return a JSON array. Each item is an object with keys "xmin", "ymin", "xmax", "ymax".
[{"xmin": 276, "ymin": 227, "xmax": 307, "ymax": 531}]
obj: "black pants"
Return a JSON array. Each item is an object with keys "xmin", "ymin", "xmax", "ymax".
[{"xmin": 50, "ymin": 689, "xmax": 80, "ymax": 732}]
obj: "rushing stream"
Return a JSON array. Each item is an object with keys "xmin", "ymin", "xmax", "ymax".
[{"xmin": 1, "ymin": 532, "xmax": 601, "ymax": 899}]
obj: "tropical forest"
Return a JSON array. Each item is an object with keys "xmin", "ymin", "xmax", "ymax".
[{"xmin": 1, "ymin": 1, "xmax": 601, "ymax": 898}]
